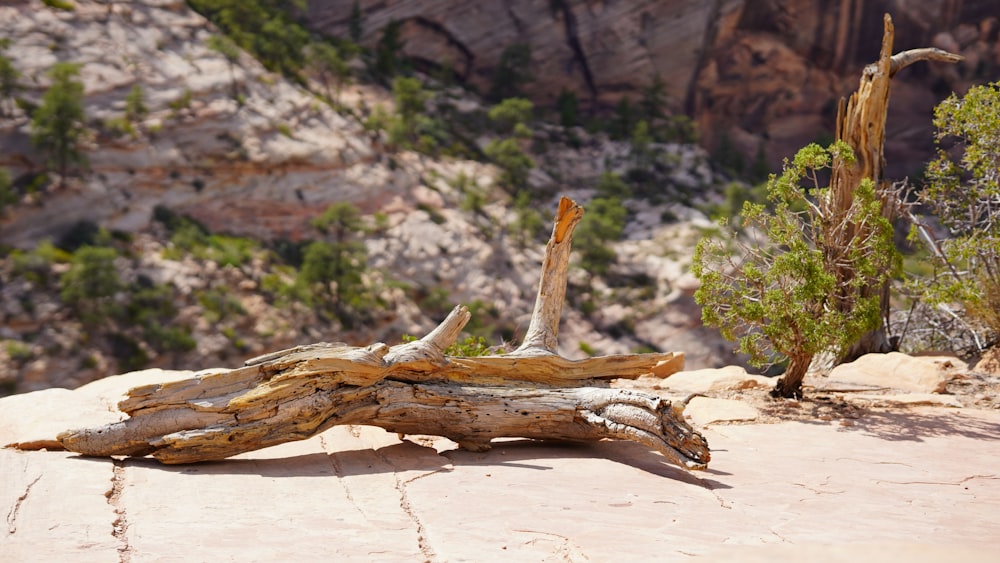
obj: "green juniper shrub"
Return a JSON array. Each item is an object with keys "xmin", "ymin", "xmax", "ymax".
[
  {"xmin": 206, "ymin": 34, "xmax": 243, "ymax": 101},
  {"xmin": 11, "ymin": 241, "xmax": 70, "ymax": 286},
  {"xmin": 693, "ymin": 142, "xmax": 896, "ymax": 398},
  {"xmin": 31, "ymin": 62, "xmax": 88, "ymax": 185},
  {"xmin": 125, "ymin": 83, "xmax": 147, "ymax": 123},
  {"xmin": 484, "ymin": 138, "xmax": 534, "ymax": 192},
  {"xmin": 557, "ymin": 88, "xmax": 579, "ymax": 128},
  {"xmin": 42, "ymin": 0, "xmax": 76, "ymax": 11},
  {"xmin": 488, "ymin": 97, "xmax": 533, "ymax": 136},
  {"xmin": 348, "ymin": 1, "xmax": 364, "ymax": 43},
  {"xmin": 610, "ymin": 96, "xmax": 635, "ymax": 140},
  {"xmin": 374, "ymin": 19, "xmax": 405, "ymax": 79},
  {"xmin": 304, "ymin": 41, "xmax": 350, "ymax": 103},
  {"xmin": 0, "ymin": 39, "xmax": 21, "ymax": 117},
  {"xmin": 299, "ymin": 202, "xmax": 377, "ymax": 326},
  {"xmin": 510, "ymin": 190, "xmax": 546, "ymax": 248},
  {"xmin": 594, "ymin": 171, "xmax": 631, "ymax": 199},
  {"xmin": 188, "ymin": 0, "xmax": 309, "ymax": 77},
  {"xmin": 914, "ymin": 82, "xmax": 1000, "ymax": 341},
  {"xmin": 0, "ymin": 168, "xmax": 16, "ymax": 215},
  {"xmin": 59, "ymin": 245, "xmax": 124, "ymax": 324},
  {"xmin": 574, "ymin": 196, "xmax": 627, "ymax": 278},
  {"xmin": 489, "ymin": 43, "xmax": 533, "ymax": 102}
]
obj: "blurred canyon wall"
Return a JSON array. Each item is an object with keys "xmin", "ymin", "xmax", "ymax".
[{"xmin": 309, "ymin": 0, "xmax": 1000, "ymax": 177}]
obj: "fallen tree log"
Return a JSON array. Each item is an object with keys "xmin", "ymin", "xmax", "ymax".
[{"xmin": 43, "ymin": 197, "xmax": 710, "ymax": 470}]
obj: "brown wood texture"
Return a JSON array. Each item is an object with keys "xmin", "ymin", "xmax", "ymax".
[
  {"xmin": 829, "ymin": 14, "xmax": 962, "ymax": 361},
  {"xmin": 51, "ymin": 197, "xmax": 710, "ymax": 470}
]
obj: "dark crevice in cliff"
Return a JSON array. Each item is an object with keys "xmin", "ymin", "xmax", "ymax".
[
  {"xmin": 505, "ymin": 4, "xmax": 526, "ymax": 34},
  {"xmin": 550, "ymin": 0, "xmax": 598, "ymax": 103},
  {"xmin": 685, "ymin": 0, "xmax": 724, "ymax": 116},
  {"xmin": 408, "ymin": 16, "xmax": 476, "ymax": 80}
]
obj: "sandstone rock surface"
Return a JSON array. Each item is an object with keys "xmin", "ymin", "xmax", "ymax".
[
  {"xmin": 818, "ymin": 352, "xmax": 962, "ymax": 393},
  {"xmin": 685, "ymin": 396, "xmax": 761, "ymax": 426},
  {"xmin": 657, "ymin": 365, "xmax": 775, "ymax": 395},
  {"xmin": 4, "ymin": 369, "xmax": 1000, "ymax": 561},
  {"xmin": 973, "ymin": 346, "xmax": 1000, "ymax": 375}
]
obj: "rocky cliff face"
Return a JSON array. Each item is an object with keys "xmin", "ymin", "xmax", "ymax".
[
  {"xmin": 0, "ymin": 0, "xmax": 380, "ymax": 246},
  {"xmin": 309, "ymin": 0, "xmax": 1000, "ymax": 175}
]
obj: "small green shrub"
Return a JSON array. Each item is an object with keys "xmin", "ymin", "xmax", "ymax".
[
  {"xmin": 31, "ymin": 62, "xmax": 87, "ymax": 182},
  {"xmin": 11, "ymin": 241, "xmax": 70, "ymax": 285},
  {"xmin": 42, "ymin": 0, "xmax": 75, "ymax": 11},
  {"xmin": 445, "ymin": 335, "xmax": 494, "ymax": 357},
  {"xmin": 5, "ymin": 341, "xmax": 33, "ymax": 363},
  {"xmin": 59, "ymin": 245, "xmax": 124, "ymax": 323},
  {"xmin": 197, "ymin": 288, "xmax": 246, "ymax": 323},
  {"xmin": 557, "ymin": 88, "xmax": 579, "ymax": 128},
  {"xmin": 914, "ymin": 82, "xmax": 1000, "ymax": 342},
  {"xmin": 145, "ymin": 325, "xmax": 197, "ymax": 353},
  {"xmin": 169, "ymin": 89, "xmax": 193, "ymax": 112},
  {"xmin": 0, "ymin": 168, "xmax": 17, "ymax": 215},
  {"xmin": 489, "ymin": 43, "xmax": 533, "ymax": 102},
  {"xmin": 417, "ymin": 203, "xmax": 446, "ymax": 225},
  {"xmin": 488, "ymin": 98, "xmax": 533, "ymax": 135},
  {"xmin": 510, "ymin": 190, "xmax": 545, "ymax": 248},
  {"xmin": 108, "ymin": 332, "xmax": 149, "ymax": 372},
  {"xmin": 80, "ymin": 354, "xmax": 99, "ymax": 369},
  {"xmin": 484, "ymin": 137, "xmax": 534, "ymax": 192},
  {"xmin": 693, "ymin": 142, "xmax": 896, "ymax": 398},
  {"xmin": 125, "ymin": 84, "xmax": 147, "ymax": 123},
  {"xmin": 574, "ymin": 196, "xmax": 626, "ymax": 277},
  {"xmin": 188, "ymin": 0, "xmax": 309, "ymax": 76}
]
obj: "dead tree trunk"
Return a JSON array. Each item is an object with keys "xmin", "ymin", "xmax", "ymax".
[
  {"xmin": 829, "ymin": 14, "xmax": 962, "ymax": 363},
  {"xmin": 43, "ymin": 197, "xmax": 710, "ymax": 470}
]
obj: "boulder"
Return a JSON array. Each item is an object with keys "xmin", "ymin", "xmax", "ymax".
[
  {"xmin": 819, "ymin": 353, "xmax": 960, "ymax": 394},
  {"xmin": 972, "ymin": 346, "xmax": 1000, "ymax": 376},
  {"xmin": 658, "ymin": 365, "xmax": 775, "ymax": 395}
]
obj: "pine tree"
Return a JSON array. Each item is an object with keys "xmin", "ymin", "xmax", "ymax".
[
  {"xmin": 374, "ymin": 20, "xmax": 405, "ymax": 79},
  {"xmin": 31, "ymin": 62, "xmax": 87, "ymax": 185},
  {"xmin": 0, "ymin": 38, "xmax": 20, "ymax": 117},
  {"xmin": 207, "ymin": 35, "xmax": 242, "ymax": 102},
  {"xmin": 348, "ymin": 1, "xmax": 364, "ymax": 43},
  {"xmin": 301, "ymin": 202, "xmax": 372, "ymax": 325},
  {"xmin": 124, "ymin": 83, "xmax": 147, "ymax": 123},
  {"xmin": 489, "ymin": 43, "xmax": 533, "ymax": 102},
  {"xmin": 305, "ymin": 42, "xmax": 350, "ymax": 103}
]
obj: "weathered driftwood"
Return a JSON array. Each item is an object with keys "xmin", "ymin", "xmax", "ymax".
[{"xmin": 51, "ymin": 197, "xmax": 710, "ymax": 470}]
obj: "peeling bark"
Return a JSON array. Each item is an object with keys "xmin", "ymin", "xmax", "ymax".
[
  {"xmin": 40, "ymin": 197, "xmax": 710, "ymax": 470},
  {"xmin": 830, "ymin": 14, "xmax": 962, "ymax": 363}
]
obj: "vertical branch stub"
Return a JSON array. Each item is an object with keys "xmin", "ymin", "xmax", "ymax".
[
  {"xmin": 385, "ymin": 305, "xmax": 471, "ymax": 365},
  {"xmin": 517, "ymin": 197, "xmax": 585, "ymax": 354},
  {"xmin": 421, "ymin": 305, "xmax": 472, "ymax": 352}
]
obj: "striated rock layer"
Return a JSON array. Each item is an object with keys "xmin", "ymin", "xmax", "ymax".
[
  {"xmin": 0, "ymin": 0, "xmax": 749, "ymax": 390},
  {"xmin": 310, "ymin": 0, "xmax": 1000, "ymax": 174}
]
